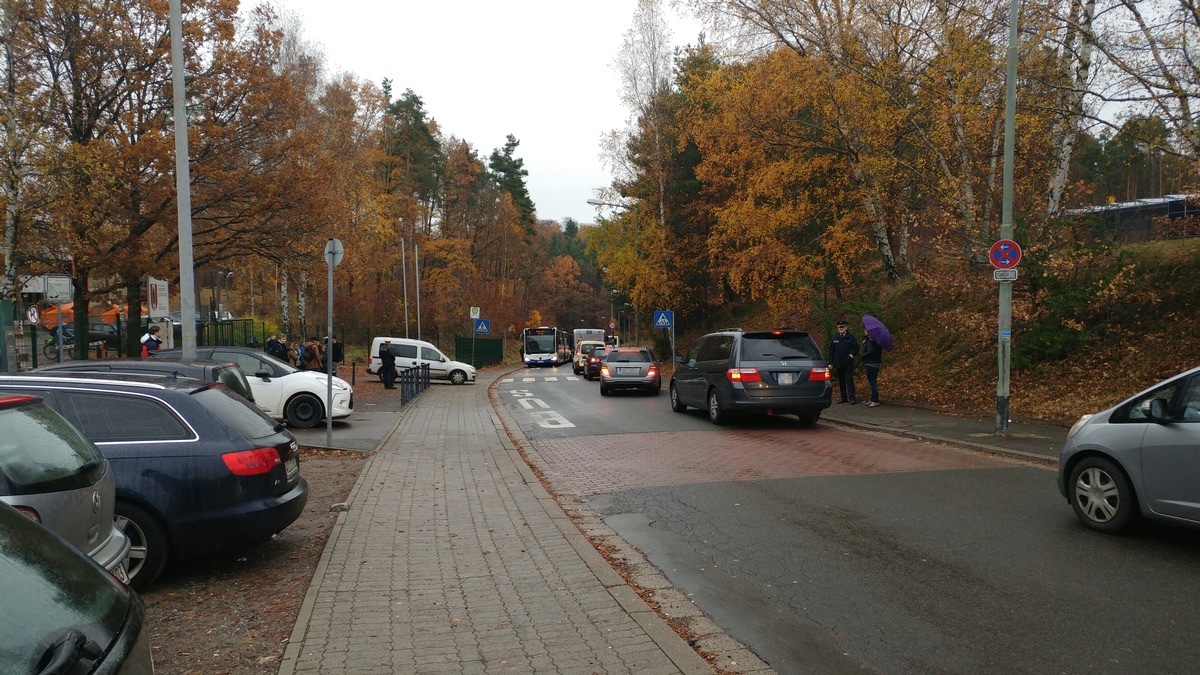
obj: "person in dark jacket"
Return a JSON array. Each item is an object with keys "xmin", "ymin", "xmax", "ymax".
[
  {"xmin": 861, "ymin": 333, "xmax": 883, "ymax": 407},
  {"xmin": 379, "ymin": 339, "xmax": 397, "ymax": 389},
  {"xmin": 828, "ymin": 320, "xmax": 859, "ymax": 404}
]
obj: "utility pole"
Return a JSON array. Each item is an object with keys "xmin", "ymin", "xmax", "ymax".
[{"xmin": 996, "ymin": 0, "xmax": 1020, "ymax": 436}]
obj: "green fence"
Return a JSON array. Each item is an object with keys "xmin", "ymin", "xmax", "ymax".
[{"xmin": 455, "ymin": 335, "xmax": 503, "ymax": 368}]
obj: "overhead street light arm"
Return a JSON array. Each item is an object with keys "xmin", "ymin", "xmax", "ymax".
[{"xmin": 587, "ymin": 198, "xmax": 630, "ymax": 210}]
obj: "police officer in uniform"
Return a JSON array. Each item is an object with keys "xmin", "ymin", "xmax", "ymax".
[
  {"xmin": 379, "ymin": 339, "xmax": 397, "ymax": 389},
  {"xmin": 828, "ymin": 320, "xmax": 859, "ymax": 404}
]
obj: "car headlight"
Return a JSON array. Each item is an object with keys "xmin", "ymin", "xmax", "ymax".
[{"xmin": 1067, "ymin": 414, "xmax": 1093, "ymax": 439}]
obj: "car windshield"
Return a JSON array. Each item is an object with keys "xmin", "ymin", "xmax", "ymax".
[{"xmin": 741, "ymin": 335, "xmax": 819, "ymax": 360}]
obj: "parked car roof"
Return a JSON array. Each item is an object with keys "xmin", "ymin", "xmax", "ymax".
[{"xmin": 35, "ymin": 356, "xmax": 256, "ymax": 403}]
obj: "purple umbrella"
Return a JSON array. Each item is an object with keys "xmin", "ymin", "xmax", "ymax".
[{"xmin": 862, "ymin": 315, "xmax": 893, "ymax": 352}]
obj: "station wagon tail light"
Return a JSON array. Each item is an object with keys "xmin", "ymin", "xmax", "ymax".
[
  {"xmin": 811, "ymin": 366, "xmax": 831, "ymax": 381},
  {"xmin": 647, "ymin": 366, "xmax": 658, "ymax": 377},
  {"xmin": 726, "ymin": 368, "xmax": 762, "ymax": 383},
  {"xmin": 222, "ymin": 448, "xmax": 282, "ymax": 476}
]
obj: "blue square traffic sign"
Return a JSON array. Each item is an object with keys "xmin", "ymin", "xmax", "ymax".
[{"xmin": 475, "ymin": 319, "xmax": 490, "ymax": 335}]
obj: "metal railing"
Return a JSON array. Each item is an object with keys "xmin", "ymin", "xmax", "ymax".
[{"xmin": 397, "ymin": 364, "xmax": 430, "ymax": 406}]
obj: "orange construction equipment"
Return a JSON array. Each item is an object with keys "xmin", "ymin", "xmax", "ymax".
[{"xmin": 40, "ymin": 302, "xmax": 141, "ymax": 329}]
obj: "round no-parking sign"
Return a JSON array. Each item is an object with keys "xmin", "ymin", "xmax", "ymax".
[{"xmin": 989, "ymin": 240, "xmax": 1022, "ymax": 269}]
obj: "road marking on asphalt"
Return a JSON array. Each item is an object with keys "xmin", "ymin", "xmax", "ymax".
[
  {"xmin": 502, "ymin": 376, "xmax": 584, "ymax": 383},
  {"xmin": 508, "ymin": 388, "xmax": 575, "ymax": 428}
]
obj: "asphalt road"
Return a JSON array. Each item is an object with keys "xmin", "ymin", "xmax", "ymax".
[{"xmin": 498, "ymin": 363, "xmax": 1200, "ymax": 674}]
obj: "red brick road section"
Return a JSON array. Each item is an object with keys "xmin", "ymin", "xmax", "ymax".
[{"xmin": 531, "ymin": 427, "xmax": 1013, "ymax": 497}]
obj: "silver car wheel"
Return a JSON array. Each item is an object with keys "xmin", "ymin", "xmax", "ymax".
[
  {"xmin": 707, "ymin": 389, "xmax": 726, "ymax": 425},
  {"xmin": 1069, "ymin": 456, "xmax": 1135, "ymax": 533},
  {"xmin": 1075, "ymin": 466, "xmax": 1120, "ymax": 523}
]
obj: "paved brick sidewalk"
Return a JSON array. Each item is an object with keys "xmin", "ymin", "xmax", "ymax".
[{"xmin": 279, "ymin": 370, "xmax": 712, "ymax": 674}]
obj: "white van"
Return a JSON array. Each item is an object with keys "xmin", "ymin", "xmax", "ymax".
[{"xmin": 367, "ymin": 337, "xmax": 477, "ymax": 385}]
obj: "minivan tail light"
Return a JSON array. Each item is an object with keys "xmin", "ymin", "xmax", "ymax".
[
  {"xmin": 811, "ymin": 366, "xmax": 831, "ymax": 381},
  {"xmin": 222, "ymin": 448, "xmax": 282, "ymax": 476},
  {"xmin": 726, "ymin": 368, "xmax": 762, "ymax": 383},
  {"xmin": 14, "ymin": 505, "xmax": 40, "ymax": 523}
]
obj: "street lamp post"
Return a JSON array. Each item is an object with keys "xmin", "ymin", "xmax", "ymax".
[{"xmin": 588, "ymin": 199, "xmax": 639, "ymax": 345}]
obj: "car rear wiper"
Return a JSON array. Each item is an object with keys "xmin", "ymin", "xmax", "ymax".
[{"xmin": 34, "ymin": 628, "xmax": 104, "ymax": 675}]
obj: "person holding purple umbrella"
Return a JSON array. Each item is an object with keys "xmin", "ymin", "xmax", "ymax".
[{"xmin": 861, "ymin": 332, "xmax": 883, "ymax": 406}]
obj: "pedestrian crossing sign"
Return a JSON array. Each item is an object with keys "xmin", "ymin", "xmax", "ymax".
[
  {"xmin": 475, "ymin": 319, "xmax": 490, "ymax": 334},
  {"xmin": 653, "ymin": 310, "xmax": 673, "ymax": 328}
]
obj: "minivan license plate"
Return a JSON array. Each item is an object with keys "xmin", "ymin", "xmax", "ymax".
[{"xmin": 776, "ymin": 372, "xmax": 797, "ymax": 385}]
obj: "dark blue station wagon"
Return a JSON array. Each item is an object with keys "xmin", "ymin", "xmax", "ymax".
[{"xmin": 0, "ymin": 372, "xmax": 308, "ymax": 589}]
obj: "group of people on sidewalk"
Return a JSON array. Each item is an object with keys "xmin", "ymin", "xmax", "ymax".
[
  {"xmin": 263, "ymin": 334, "xmax": 343, "ymax": 373},
  {"xmin": 827, "ymin": 320, "xmax": 884, "ymax": 406}
]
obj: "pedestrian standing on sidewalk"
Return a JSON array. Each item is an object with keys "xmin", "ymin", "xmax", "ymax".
[
  {"xmin": 828, "ymin": 320, "xmax": 858, "ymax": 404},
  {"xmin": 379, "ymin": 339, "xmax": 397, "ymax": 389},
  {"xmin": 861, "ymin": 332, "xmax": 883, "ymax": 406}
]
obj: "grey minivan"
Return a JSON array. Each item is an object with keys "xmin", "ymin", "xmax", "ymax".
[
  {"xmin": 0, "ymin": 393, "xmax": 131, "ymax": 579},
  {"xmin": 670, "ymin": 328, "xmax": 832, "ymax": 425}
]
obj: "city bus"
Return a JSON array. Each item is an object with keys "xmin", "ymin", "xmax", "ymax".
[{"xmin": 522, "ymin": 326, "xmax": 571, "ymax": 366}]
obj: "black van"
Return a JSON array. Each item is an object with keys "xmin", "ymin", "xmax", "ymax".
[
  {"xmin": 669, "ymin": 328, "xmax": 832, "ymax": 425},
  {"xmin": 36, "ymin": 357, "xmax": 256, "ymax": 403}
]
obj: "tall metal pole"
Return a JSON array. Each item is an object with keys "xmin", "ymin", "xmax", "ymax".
[
  {"xmin": 414, "ymin": 242, "xmax": 421, "ymax": 340},
  {"xmin": 996, "ymin": 0, "xmax": 1020, "ymax": 436},
  {"xmin": 633, "ymin": 205, "xmax": 639, "ymax": 347},
  {"xmin": 401, "ymin": 236, "xmax": 409, "ymax": 339},
  {"xmin": 169, "ymin": 0, "xmax": 196, "ymax": 360}
]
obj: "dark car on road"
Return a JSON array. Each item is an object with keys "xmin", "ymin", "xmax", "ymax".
[
  {"xmin": 670, "ymin": 328, "xmax": 832, "ymax": 425},
  {"xmin": 0, "ymin": 372, "xmax": 308, "ymax": 590},
  {"xmin": 0, "ymin": 500, "xmax": 154, "ymax": 674},
  {"xmin": 600, "ymin": 347, "xmax": 661, "ymax": 396},
  {"xmin": 585, "ymin": 346, "xmax": 609, "ymax": 381},
  {"xmin": 1059, "ymin": 364, "xmax": 1200, "ymax": 534}
]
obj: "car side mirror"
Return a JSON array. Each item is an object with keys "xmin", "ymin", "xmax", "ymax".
[
  {"xmin": 256, "ymin": 369, "xmax": 271, "ymax": 381},
  {"xmin": 1142, "ymin": 398, "xmax": 1169, "ymax": 421}
]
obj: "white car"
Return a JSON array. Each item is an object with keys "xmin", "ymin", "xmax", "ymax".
[
  {"xmin": 367, "ymin": 336, "xmax": 477, "ymax": 385},
  {"xmin": 158, "ymin": 346, "xmax": 353, "ymax": 428}
]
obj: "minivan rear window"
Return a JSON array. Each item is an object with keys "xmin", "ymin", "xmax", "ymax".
[
  {"xmin": 0, "ymin": 403, "xmax": 105, "ymax": 495},
  {"xmin": 741, "ymin": 334, "xmax": 820, "ymax": 360}
]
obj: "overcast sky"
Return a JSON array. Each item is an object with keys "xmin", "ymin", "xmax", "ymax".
[{"xmin": 259, "ymin": 1, "xmax": 704, "ymax": 224}]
